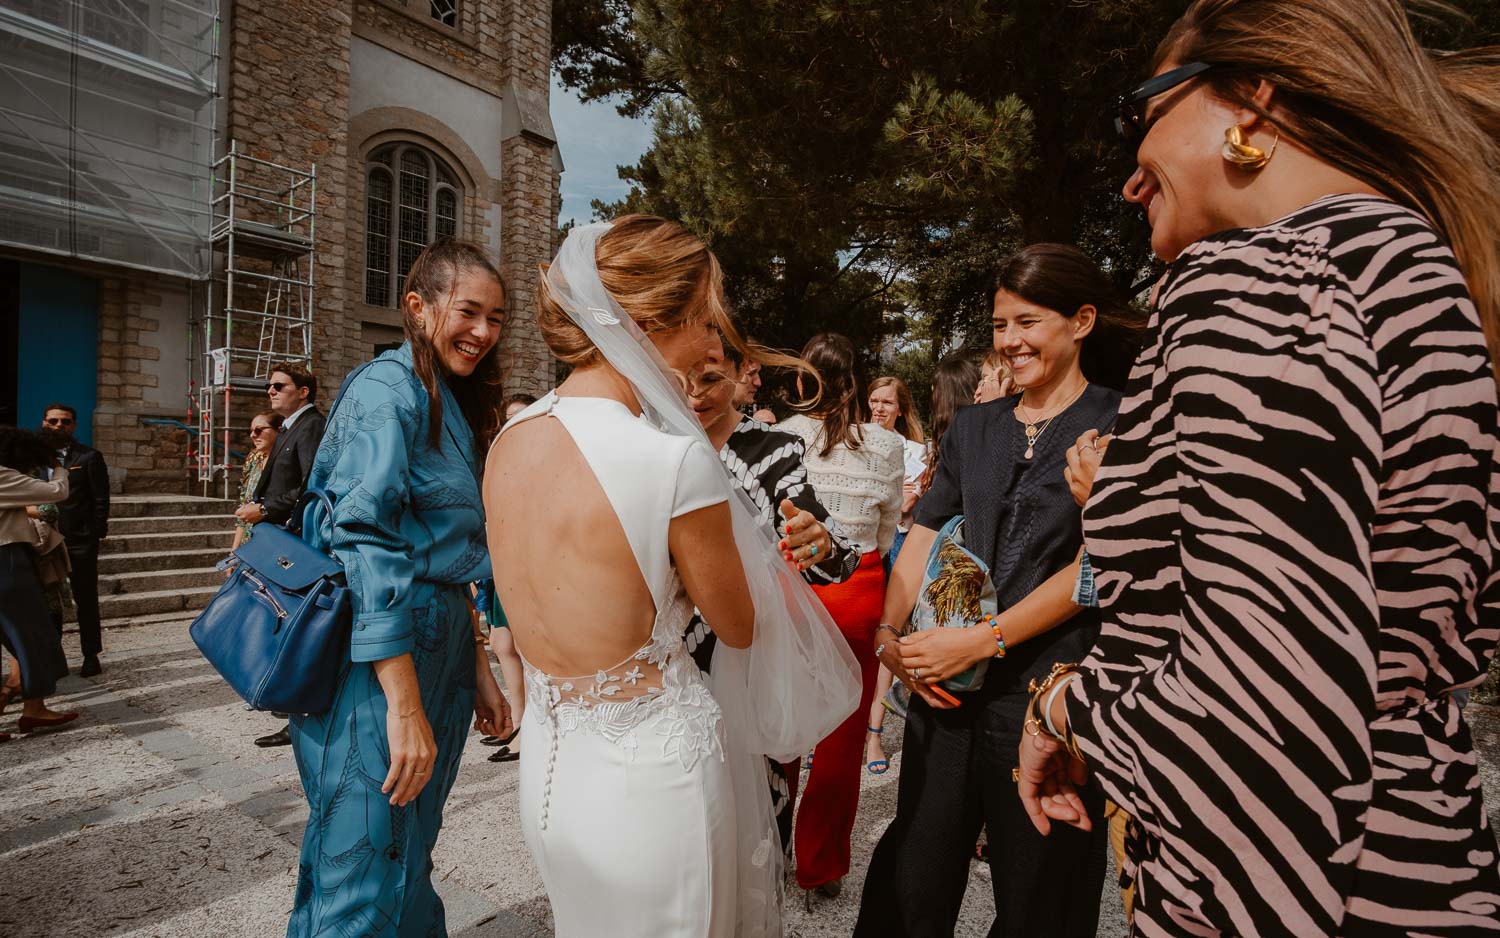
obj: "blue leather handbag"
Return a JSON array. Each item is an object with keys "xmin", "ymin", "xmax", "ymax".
[
  {"xmin": 190, "ymin": 490, "xmax": 352, "ymax": 714},
  {"xmin": 190, "ymin": 360, "xmax": 380, "ymax": 713}
]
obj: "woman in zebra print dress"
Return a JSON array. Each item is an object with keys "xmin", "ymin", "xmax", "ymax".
[{"xmin": 1018, "ymin": 2, "xmax": 1500, "ymax": 936}]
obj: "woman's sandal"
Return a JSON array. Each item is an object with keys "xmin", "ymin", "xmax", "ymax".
[
  {"xmin": 0, "ymin": 684, "xmax": 19, "ymax": 716},
  {"xmin": 865, "ymin": 726, "xmax": 888, "ymax": 775},
  {"xmin": 480, "ymin": 728, "xmax": 521, "ymax": 747}
]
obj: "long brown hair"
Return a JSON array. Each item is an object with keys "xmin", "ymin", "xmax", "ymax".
[
  {"xmin": 795, "ymin": 333, "xmax": 867, "ymax": 458},
  {"xmin": 869, "ymin": 376, "xmax": 926, "ymax": 444},
  {"xmin": 1157, "ymin": 0, "xmax": 1500, "ymax": 384},
  {"xmin": 402, "ymin": 240, "xmax": 507, "ymax": 450},
  {"xmin": 919, "ymin": 348, "xmax": 982, "ymax": 493},
  {"xmin": 994, "ymin": 244, "xmax": 1145, "ymax": 391}
]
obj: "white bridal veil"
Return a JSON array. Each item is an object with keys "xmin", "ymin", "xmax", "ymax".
[{"xmin": 545, "ymin": 222, "xmax": 863, "ymax": 936}]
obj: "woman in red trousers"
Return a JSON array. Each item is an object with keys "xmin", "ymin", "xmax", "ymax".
[{"xmin": 779, "ymin": 332, "xmax": 905, "ymax": 903}]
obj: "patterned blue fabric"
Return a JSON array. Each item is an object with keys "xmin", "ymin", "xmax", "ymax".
[
  {"xmin": 286, "ymin": 344, "xmax": 490, "ymax": 938},
  {"xmin": 1071, "ymin": 548, "xmax": 1098, "ymax": 608}
]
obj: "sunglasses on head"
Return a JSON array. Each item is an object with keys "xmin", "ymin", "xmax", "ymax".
[{"xmin": 1114, "ymin": 61, "xmax": 1218, "ymax": 151}]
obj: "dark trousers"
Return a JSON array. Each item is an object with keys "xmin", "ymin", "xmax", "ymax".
[
  {"xmin": 0, "ymin": 543, "xmax": 68, "ymax": 699},
  {"xmin": 853, "ymin": 687, "xmax": 1107, "ymax": 938},
  {"xmin": 66, "ymin": 539, "xmax": 102, "ymax": 658}
]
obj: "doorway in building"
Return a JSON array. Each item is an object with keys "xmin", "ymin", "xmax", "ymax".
[
  {"xmin": 0, "ymin": 260, "xmax": 17, "ymax": 427},
  {"xmin": 2, "ymin": 260, "xmax": 99, "ymax": 442}
]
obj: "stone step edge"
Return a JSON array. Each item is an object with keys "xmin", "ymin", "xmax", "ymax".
[
  {"xmin": 103, "ymin": 566, "xmax": 224, "ymax": 583},
  {"xmin": 62, "ymin": 611, "xmax": 201, "ymax": 634}
]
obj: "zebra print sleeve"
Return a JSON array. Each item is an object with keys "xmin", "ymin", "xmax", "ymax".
[{"xmin": 1066, "ymin": 229, "xmax": 1385, "ymax": 936}]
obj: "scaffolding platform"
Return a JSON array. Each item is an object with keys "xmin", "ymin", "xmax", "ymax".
[
  {"xmin": 193, "ymin": 140, "xmax": 316, "ymax": 497},
  {"xmin": 210, "ymin": 218, "xmax": 314, "ymax": 259}
]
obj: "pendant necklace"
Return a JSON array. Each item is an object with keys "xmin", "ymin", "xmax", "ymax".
[{"xmin": 1018, "ymin": 382, "xmax": 1089, "ymax": 459}]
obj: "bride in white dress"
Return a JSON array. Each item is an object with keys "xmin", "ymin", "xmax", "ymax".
[{"xmin": 483, "ymin": 215, "xmax": 861, "ymax": 937}]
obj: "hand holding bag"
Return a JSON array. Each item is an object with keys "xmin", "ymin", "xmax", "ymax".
[{"xmin": 908, "ymin": 514, "xmax": 996, "ymax": 693}]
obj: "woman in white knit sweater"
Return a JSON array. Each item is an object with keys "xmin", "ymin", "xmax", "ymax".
[{"xmin": 778, "ymin": 332, "xmax": 904, "ymax": 905}]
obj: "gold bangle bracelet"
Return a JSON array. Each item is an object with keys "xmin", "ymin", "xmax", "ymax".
[{"xmin": 1026, "ymin": 662, "xmax": 1084, "ymax": 758}]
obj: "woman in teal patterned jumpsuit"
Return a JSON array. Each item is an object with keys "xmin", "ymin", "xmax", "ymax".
[{"xmin": 287, "ymin": 241, "xmax": 512, "ymax": 938}]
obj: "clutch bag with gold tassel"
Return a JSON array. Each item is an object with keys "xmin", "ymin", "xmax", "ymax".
[{"xmin": 908, "ymin": 515, "xmax": 996, "ymax": 692}]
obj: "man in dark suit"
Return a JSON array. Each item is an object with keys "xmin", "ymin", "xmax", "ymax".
[
  {"xmin": 235, "ymin": 363, "xmax": 325, "ymax": 747},
  {"xmin": 236, "ymin": 363, "xmax": 326, "ymax": 529},
  {"xmin": 41, "ymin": 404, "xmax": 110, "ymax": 677}
]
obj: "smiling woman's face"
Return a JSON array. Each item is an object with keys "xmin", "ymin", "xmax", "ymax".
[{"xmin": 1122, "ymin": 64, "xmax": 1247, "ymax": 261}]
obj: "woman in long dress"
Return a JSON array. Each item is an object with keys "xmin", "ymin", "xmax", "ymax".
[
  {"xmin": 485, "ymin": 215, "xmax": 860, "ymax": 936},
  {"xmin": 1018, "ymin": 2, "xmax": 1500, "ymax": 934}
]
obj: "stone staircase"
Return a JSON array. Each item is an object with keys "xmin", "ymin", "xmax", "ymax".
[{"xmin": 70, "ymin": 495, "xmax": 237, "ymax": 632}]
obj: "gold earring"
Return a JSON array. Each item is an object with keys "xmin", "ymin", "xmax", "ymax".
[{"xmin": 1222, "ymin": 125, "xmax": 1278, "ymax": 171}]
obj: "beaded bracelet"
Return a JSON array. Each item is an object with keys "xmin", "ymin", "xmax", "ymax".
[{"xmin": 980, "ymin": 613, "xmax": 1007, "ymax": 658}]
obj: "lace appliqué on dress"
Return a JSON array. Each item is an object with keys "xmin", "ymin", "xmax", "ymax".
[{"xmin": 526, "ymin": 597, "xmax": 725, "ymax": 814}]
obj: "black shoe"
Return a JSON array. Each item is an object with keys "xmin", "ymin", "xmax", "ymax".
[
  {"xmin": 815, "ymin": 879, "xmax": 842, "ymax": 899},
  {"xmin": 79, "ymin": 656, "xmax": 101, "ymax": 678},
  {"xmin": 254, "ymin": 726, "xmax": 292, "ymax": 748},
  {"xmin": 487, "ymin": 746, "xmax": 519, "ymax": 763},
  {"xmin": 271, "ymin": 711, "xmax": 288, "ymax": 720},
  {"xmin": 480, "ymin": 735, "xmax": 503, "ymax": 746}
]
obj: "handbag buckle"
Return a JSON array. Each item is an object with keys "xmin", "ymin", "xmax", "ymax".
[{"xmin": 277, "ymin": 556, "xmax": 295, "ymax": 570}]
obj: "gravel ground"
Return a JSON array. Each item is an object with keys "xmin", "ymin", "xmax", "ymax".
[{"xmin": 5, "ymin": 621, "xmax": 1495, "ymax": 937}]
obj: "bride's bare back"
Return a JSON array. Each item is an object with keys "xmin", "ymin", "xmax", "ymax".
[
  {"xmin": 484, "ymin": 391, "xmax": 753, "ymax": 681},
  {"xmin": 485, "ymin": 407, "xmax": 656, "ymax": 676}
]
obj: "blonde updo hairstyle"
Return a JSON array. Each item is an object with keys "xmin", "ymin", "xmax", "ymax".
[
  {"xmin": 539, "ymin": 214, "xmax": 741, "ymax": 367},
  {"xmin": 538, "ymin": 214, "xmax": 816, "ymax": 391}
]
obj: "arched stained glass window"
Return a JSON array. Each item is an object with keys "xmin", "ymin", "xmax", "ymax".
[{"xmin": 363, "ymin": 143, "xmax": 462, "ymax": 307}]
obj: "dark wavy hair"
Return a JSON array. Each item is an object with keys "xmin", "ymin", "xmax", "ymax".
[
  {"xmin": 994, "ymin": 244, "xmax": 1146, "ymax": 391},
  {"xmin": 919, "ymin": 349, "xmax": 983, "ymax": 493},
  {"xmin": 402, "ymin": 239, "xmax": 508, "ymax": 450},
  {"xmin": 0, "ymin": 426, "xmax": 58, "ymax": 475},
  {"xmin": 794, "ymin": 332, "xmax": 866, "ymax": 458}
]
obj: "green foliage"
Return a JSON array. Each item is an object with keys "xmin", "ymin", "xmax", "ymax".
[{"xmin": 560, "ymin": 0, "xmax": 1495, "ymax": 366}]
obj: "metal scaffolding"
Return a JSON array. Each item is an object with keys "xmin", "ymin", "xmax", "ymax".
[
  {"xmin": 0, "ymin": 0, "xmax": 220, "ymax": 278},
  {"xmin": 196, "ymin": 141, "xmax": 316, "ymax": 497}
]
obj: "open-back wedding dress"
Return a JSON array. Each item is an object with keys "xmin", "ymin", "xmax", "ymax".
[
  {"xmin": 502, "ymin": 392, "xmax": 738, "ymax": 935},
  {"xmin": 489, "ymin": 222, "xmax": 862, "ymax": 937}
]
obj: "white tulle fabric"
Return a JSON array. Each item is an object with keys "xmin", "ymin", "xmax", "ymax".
[{"xmin": 544, "ymin": 222, "xmax": 862, "ymax": 936}]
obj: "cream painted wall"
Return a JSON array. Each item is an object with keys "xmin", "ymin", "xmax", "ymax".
[{"xmin": 348, "ymin": 36, "xmax": 505, "ymax": 181}]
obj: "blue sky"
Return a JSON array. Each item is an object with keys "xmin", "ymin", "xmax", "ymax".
[{"xmin": 550, "ymin": 75, "xmax": 654, "ymax": 227}]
